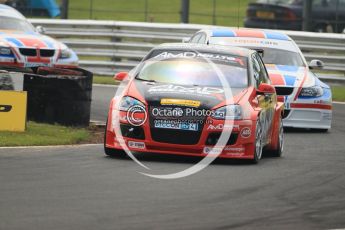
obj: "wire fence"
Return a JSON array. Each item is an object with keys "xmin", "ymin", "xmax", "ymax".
[
  {"xmin": 4, "ymin": 0, "xmax": 345, "ymax": 32},
  {"xmin": 6, "ymin": 0, "xmax": 250, "ymax": 27}
]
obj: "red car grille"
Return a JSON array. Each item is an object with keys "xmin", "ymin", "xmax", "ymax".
[{"xmin": 149, "ymin": 106, "xmax": 205, "ymax": 145}]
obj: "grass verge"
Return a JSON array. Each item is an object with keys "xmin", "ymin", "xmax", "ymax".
[
  {"xmin": 93, "ymin": 75, "xmax": 118, "ymax": 85},
  {"xmin": 0, "ymin": 122, "xmax": 92, "ymax": 147},
  {"xmin": 332, "ymin": 86, "xmax": 345, "ymax": 102}
]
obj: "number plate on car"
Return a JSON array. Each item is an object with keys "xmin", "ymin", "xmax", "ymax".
[
  {"xmin": 256, "ymin": 11, "xmax": 275, "ymax": 19},
  {"xmin": 24, "ymin": 63, "xmax": 50, "ymax": 68},
  {"xmin": 154, "ymin": 120, "xmax": 198, "ymax": 131}
]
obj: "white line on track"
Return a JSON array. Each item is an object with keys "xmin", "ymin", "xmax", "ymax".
[
  {"xmin": 0, "ymin": 144, "xmax": 102, "ymax": 150},
  {"xmin": 333, "ymin": 101, "xmax": 345, "ymax": 105}
]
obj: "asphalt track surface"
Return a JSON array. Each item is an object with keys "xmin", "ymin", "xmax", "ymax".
[{"xmin": 1, "ymin": 84, "xmax": 345, "ymax": 230}]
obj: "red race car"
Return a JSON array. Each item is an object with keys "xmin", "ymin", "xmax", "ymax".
[{"xmin": 104, "ymin": 44, "xmax": 284, "ymax": 163}]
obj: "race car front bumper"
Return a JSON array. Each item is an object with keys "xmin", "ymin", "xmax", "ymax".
[
  {"xmin": 283, "ymin": 108, "xmax": 332, "ymax": 129},
  {"xmin": 105, "ymin": 119, "xmax": 257, "ymax": 159}
]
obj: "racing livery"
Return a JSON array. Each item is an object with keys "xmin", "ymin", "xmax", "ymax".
[
  {"xmin": 0, "ymin": 4, "xmax": 78, "ymax": 69},
  {"xmin": 105, "ymin": 44, "xmax": 284, "ymax": 163},
  {"xmin": 189, "ymin": 28, "xmax": 332, "ymax": 131}
]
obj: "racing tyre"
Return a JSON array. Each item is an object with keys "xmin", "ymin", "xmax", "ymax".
[
  {"xmin": 104, "ymin": 146, "xmax": 126, "ymax": 157},
  {"xmin": 271, "ymin": 117, "xmax": 284, "ymax": 157},
  {"xmin": 252, "ymin": 120, "xmax": 263, "ymax": 164},
  {"xmin": 315, "ymin": 128, "xmax": 329, "ymax": 133},
  {"xmin": 104, "ymin": 119, "xmax": 126, "ymax": 157}
]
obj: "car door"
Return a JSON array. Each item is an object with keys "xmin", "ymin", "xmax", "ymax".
[{"xmin": 253, "ymin": 53, "xmax": 275, "ymax": 144}]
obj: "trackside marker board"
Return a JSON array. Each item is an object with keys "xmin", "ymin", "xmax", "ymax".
[{"xmin": 0, "ymin": 91, "xmax": 27, "ymax": 132}]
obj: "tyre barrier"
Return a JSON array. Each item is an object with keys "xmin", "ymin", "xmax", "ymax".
[
  {"xmin": 23, "ymin": 68, "xmax": 93, "ymax": 127},
  {"xmin": 0, "ymin": 71, "xmax": 14, "ymax": 91}
]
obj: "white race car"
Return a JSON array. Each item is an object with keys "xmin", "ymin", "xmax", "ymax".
[
  {"xmin": 0, "ymin": 4, "xmax": 78, "ymax": 69},
  {"xmin": 189, "ymin": 28, "xmax": 332, "ymax": 131}
]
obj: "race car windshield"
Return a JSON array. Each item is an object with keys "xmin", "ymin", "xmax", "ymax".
[
  {"xmin": 259, "ymin": 48, "xmax": 305, "ymax": 67},
  {"xmin": 209, "ymin": 38, "xmax": 306, "ymax": 67},
  {"xmin": 136, "ymin": 56, "xmax": 248, "ymax": 88},
  {"xmin": 0, "ymin": 16, "xmax": 35, "ymax": 33}
]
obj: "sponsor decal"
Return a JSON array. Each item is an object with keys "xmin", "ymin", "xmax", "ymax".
[
  {"xmin": 207, "ymin": 124, "xmax": 239, "ymax": 130},
  {"xmin": 225, "ymin": 147, "xmax": 245, "ymax": 153},
  {"xmin": 161, "ymin": 98, "xmax": 201, "ymax": 108},
  {"xmin": 153, "ymin": 52, "xmax": 239, "ymax": 63},
  {"xmin": 322, "ymin": 112, "xmax": 332, "ymax": 120},
  {"xmin": 24, "ymin": 63, "xmax": 51, "ymax": 68},
  {"xmin": 0, "ymin": 58, "xmax": 14, "ymax": 62},
  {"xmin": 240, "ymin": 127, "xmax": 251, "ymax": 138},
  {"xmin": 203, "ymin": 147, "xmax": 222, "ymax": 155},
  {"xmin": 0, "ymin": 105, "xmax": 12, "ymax": 112},
  {"xmin": 203, "ymin": 146, "xmax": 245, "ymax": 155},
  {"xmin": 148, "ymin": 84, "xmax": 224, "ymax": 95},
  {"xmin": 128, "ymin": 141, "xmax": 145, "ymax": 150}
]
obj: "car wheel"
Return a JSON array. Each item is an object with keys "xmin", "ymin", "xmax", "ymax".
[
  {"xmin": 314, "ymin": 128, "xmax": 329, "ymax": 133},
  {"xmin": 252, "ymin": 120, "xmax": 263, "ymax": 164},
  {"xmin": 271, "ymin": 117, "xmax": 284, "ymax": 157},
  {"xmin": 104, "ymin": 145, "xmax": 126, "ymax": 157},
  {"xmin": 104, "ymin": 118, "xmax": 126, "ymax": 157}
]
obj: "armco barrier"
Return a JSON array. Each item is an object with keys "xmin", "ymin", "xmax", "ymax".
[
  {"xmin": 29, "ymin": 19, "xmax": 345, "ymax": 76},
  {"xmin": 0, "ymin": 72, "xmax": 14, "ymax": 90}
]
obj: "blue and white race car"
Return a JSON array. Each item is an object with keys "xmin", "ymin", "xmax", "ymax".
[{"xmin": 189, "ymin": 28, "xmax": 332, "ymax": 131}]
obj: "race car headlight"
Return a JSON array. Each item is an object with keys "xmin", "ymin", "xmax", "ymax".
[
  {"xmin": 211, "ymin": 105, "xmax": 242, "ymax": 120},
  {"xmin": 59, "ymin": 49, "xmax": 72, "ymax": 59},
  {"xmin": 299, "ymin": 86, "xmax": 323, "ymax": 97},
  {"xmin": 0, "ymin": 47, "xmax": 12, "ymax": 55},
  {"xmin": 120, "ymin": 96, "xmax": 145, "ymax": 111}
]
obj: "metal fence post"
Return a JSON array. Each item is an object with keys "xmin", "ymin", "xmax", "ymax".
[
  {"xmin": 89, "ymin": 0, "xmax": 93, "ymax": 19},
  {"xmin": 145, "ymin": 0, "xmax": 148, "ymax": 22},
  {"xmin": 302, "ymin": 0, "xmax": 312, "ymax": 31},
  {"xmin": 181, "ymin": 0, "xmax": 189, "ymax": 23},
  {"xmin": 212, "ymin": 0, "xmax": 216, "ymax": 25},
  {"xmin": 60, "ymin": 0, "xmax": 69, "ymax": 19}
]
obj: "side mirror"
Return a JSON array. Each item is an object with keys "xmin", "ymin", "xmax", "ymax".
[
  {"xmin": 257, "ymin": 83, "xmax": 276, "ymax": 95},
  {"xmin": 309, "ymin": 59, "xmax": 324, "ymax": 70},
  {"xmin": 182, "ymin": 37, "xmax": 190, "ymax": 43},
  {"xmin": 114, "ymin": 72, "xmax": 128, "ymax": 81},
  {"xmin": 36, "ymin": 26, "xmax": 46, "ymax": 34},
  {"xmin": 254, "ymin": 49, "xmax": 264, "ymax": 58}
]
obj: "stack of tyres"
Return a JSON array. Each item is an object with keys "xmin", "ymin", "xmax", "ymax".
[
  {"xmin": 0, "ymin": 71, "xmax": 14, "ymax": 90},
  {"xmin": 23, "ymin": 68, "xmax": 93, "ymax": 127}
]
